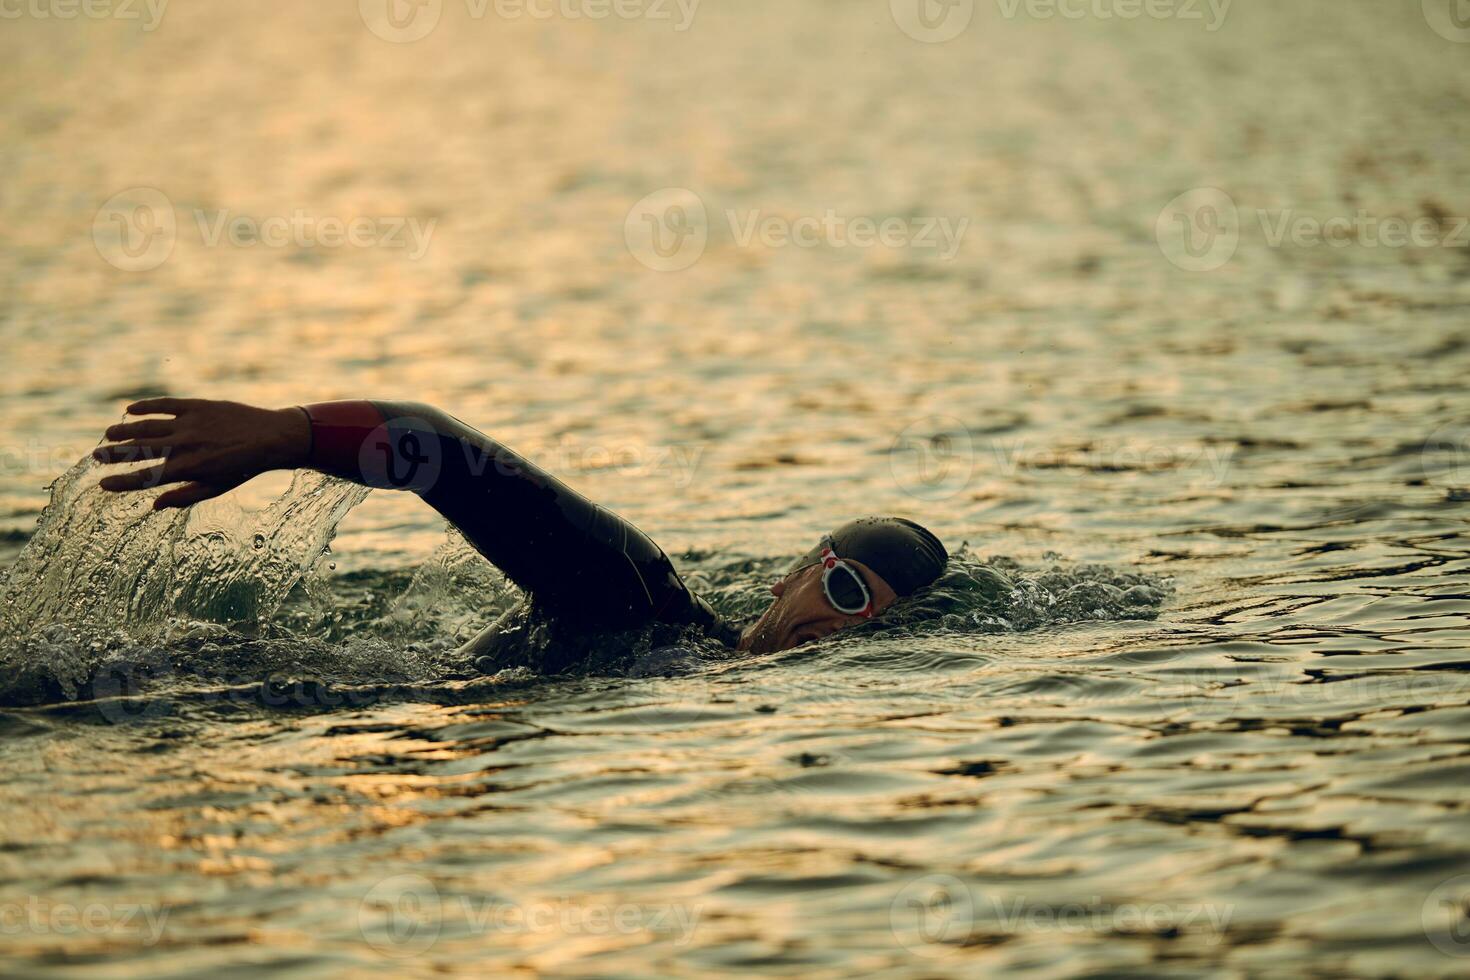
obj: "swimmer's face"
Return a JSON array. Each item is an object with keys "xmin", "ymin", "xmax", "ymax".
[{"xmin": 738, "ymin": 559, "xmax": 899, "ymax": 654}]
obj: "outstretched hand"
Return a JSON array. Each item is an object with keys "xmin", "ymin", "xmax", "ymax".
[{"xmin": 93, "ymin": 397, "xmax": 311, "ymax": 509}]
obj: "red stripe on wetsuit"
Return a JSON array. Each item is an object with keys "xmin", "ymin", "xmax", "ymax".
[{"xmin": 300, "ymin": 400, "xmax": 388, "ymax": 480}]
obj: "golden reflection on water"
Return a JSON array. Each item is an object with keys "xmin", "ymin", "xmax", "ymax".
[{"xmin": 3, "ymin": 0, "xmax": 1470, "ymax": 975}]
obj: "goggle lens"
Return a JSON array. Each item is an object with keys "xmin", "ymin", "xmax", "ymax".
[{"xmin": 824, "ymin": 563, "xmax": 870, "ymax": 614}]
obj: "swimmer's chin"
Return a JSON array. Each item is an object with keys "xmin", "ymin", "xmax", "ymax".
[
  {"xmin": 738, "ymin": 625, "xmax": 776, "ymax": 654},
  {"xmin": 737, "ymin": 619, "xmax": 804, "ymax": 655}
]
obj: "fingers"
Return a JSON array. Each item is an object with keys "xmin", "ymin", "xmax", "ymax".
[
  {"xmin": 104, "ymin": 418, "xmax": 174, "ymax": 442},
  {"xmin": 93, "ymin": 443, "xmax": 173, "ymax": 464},
  {"xmin": 126, "ymin": 397, "xmax": 198, "ymax": 417},
  {"xmin": 97, "ymin": 410, "xmax": 190, "ymax": 465},
  {"xmin": 98, "ymin": 463, "xmax": 226, "ymax": 508},
  {"xmin": 99, "ymin": 463, "xmax": 174, "ymax": 492},
  {"xmin": 153, "ymin": 482, "xmax": 225, "ymax": 510}
]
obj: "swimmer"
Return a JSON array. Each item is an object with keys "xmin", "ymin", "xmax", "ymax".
[{"xmin": 92, "ymin": 398, "xmax": 947, "ymax": 663}]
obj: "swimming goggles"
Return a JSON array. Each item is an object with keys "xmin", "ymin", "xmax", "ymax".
[{"xmin": 791, "ymin": 538, "xmax": 875, "ymax": 618}]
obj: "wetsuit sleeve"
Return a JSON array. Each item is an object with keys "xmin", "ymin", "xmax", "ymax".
[{"xmin": 297, "ymin": 400, "xmax": 727, "ymax": 636}]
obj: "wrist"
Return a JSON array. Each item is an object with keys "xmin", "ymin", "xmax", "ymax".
[{"xmin": 265, "ymin": 406, "xmax": 312, "ymax": 470}]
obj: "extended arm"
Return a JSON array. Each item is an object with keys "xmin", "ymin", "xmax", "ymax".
[{"xmin": 94, "ymin": 397, "xmax": 721, "ymax": 633}]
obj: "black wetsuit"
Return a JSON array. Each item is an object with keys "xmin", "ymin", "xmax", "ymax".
[{"xmin": 301, "ymin": 401, "xmax": 741, "ymax": 668}]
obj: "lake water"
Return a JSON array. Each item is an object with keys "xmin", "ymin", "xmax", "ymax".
[{"xmin": 2, "ymin": 0, "xmax": 1470, "ymax": 975}]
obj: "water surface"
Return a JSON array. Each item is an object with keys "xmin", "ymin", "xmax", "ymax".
[{"xmin": 2, "ymin": 1, "xmax": 1470, "ymax": 975}]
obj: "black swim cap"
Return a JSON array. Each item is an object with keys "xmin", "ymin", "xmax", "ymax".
[{"xmin": 792, "ymin": 517, "xmax": 948, "ymax": 598}]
